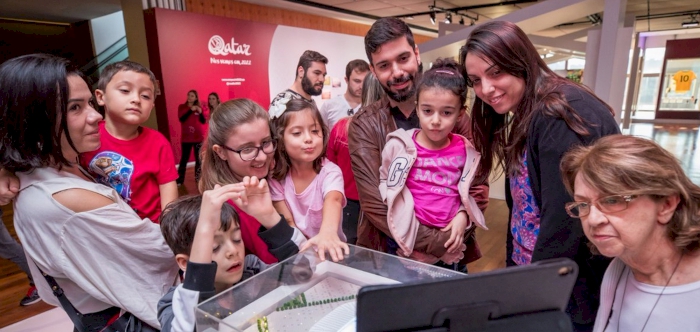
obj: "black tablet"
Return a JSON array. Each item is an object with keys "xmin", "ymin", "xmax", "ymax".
[{"xmin": 356, "ymin": 258, "xmax": 578, "ymax": 332}]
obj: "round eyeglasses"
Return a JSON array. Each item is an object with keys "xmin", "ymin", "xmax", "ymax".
[
  {"xmin": 221, "ymin": 140, "xmax": 276, "ymax": 161},
  {"xmin": 565, "ymin": 195, "xmax": 638, "ymax": 218}
]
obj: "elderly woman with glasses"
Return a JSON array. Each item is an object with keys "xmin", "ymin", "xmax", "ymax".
[{"xmin": 561, "ymin": 134, "xmax": 700, "ymax": 332}]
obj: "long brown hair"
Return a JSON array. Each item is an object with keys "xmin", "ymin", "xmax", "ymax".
[
  {"xmin": 460, "ymin": 21, "xmax": 614, "ymax": 183},
  {"xmin": 198, "ymin": 98, "xmax": 270, "ymax": 192},
  {"xmin": 561, "ymin": 135, "xmax": 700, "ymax": 252},
  {"xmin": 184, "ymin": 89, "xmax": 200, "ymax": 107},
  {"xmin": 361, "ymin": 72, "xmax": 385, "ymax": 108},
  {"xmin": 270, "ymin": 99, "xmax": 329, "ymax": 180}
]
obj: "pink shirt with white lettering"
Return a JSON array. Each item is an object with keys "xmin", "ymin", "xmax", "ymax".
[{"xmin": 406, "ymin": 132, "xmax": 466, "ymax": 228}]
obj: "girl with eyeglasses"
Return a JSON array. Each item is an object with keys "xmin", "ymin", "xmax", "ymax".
[
  {"xmin": 199, "ymin": 98, "xmax": 283, "ymax": 264},
  {"xmin": 267, "ymin": 98, "xmax": 350, "ymax": 262},
  {"xmin": 561, "ymin": 135, "xmax": 700, "ymax": 332},
  {"xmin": 199, "ymin": 98, "xmax": 346, "ymax": 263}
]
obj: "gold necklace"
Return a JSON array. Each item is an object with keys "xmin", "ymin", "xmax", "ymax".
[{"xmin": 617, "ymin": 252, "xmax": 684, "ymax": 332}]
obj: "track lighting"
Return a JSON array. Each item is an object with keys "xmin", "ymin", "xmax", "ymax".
[
  {"xmin": 445, "ymin": 13, "xmax": 452, "ymax": 24},
  {"xmin": 429, "ymin": 11, "xmax": 436, "ymax": 25},
  {"xmin": 682, "ymin": 14, "xmax": 699, "ymax": 28}
]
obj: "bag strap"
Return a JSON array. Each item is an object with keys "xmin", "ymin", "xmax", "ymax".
[
  {"xmin": 32, "ymin": 262, "xmax": 157, "ymax": 332},
  {"xmin": 34, "ymin": 263, "xmax": 87, "ymax": 332}
]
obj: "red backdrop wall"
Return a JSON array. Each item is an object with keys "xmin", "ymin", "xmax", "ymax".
[{"xmin": 144, "ymin": 8, "xmax": 277, "ymax": 161}]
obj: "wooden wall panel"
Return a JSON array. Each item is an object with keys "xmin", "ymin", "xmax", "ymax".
[{"xmin": 184, "ymin": 0, "xmax": 433, "ymax": 44}]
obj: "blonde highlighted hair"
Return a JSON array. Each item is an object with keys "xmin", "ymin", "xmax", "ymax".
[
  {"xmin": 198, "ymin": 98, "xmax": 270, "ymax": 192},
  {"xmin": 560, "ymin": 134, "xmax": 700, "ymax": 252}
]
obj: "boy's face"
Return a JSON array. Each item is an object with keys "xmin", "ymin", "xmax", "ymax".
[
  {"xmin": 213, "ymin": 224, "xmax": 245, "ymax": 292},
  {"xmin": 96, "ymin": 70, "xmax": 155, "ymax": 126}
]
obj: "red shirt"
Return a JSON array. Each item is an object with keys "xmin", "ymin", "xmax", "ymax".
[
  {"xmin": 178, "ymin": 103, "xmax": 208, "ymax": 143},
  {"xmin": 81, "ymin": 121, "xmax": 178, "ymax": 222},
  {"xmin": 230, "ymin": 202, "xmax": 278, "ymax": 264},
  {"xmin": 326, "ymin": 117, "xmax": 358, "ymax": 200}
]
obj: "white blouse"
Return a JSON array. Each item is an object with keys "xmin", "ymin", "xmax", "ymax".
[{"xmin": 14, "ymin": 167, "xmax": 179, "ymax": 328}]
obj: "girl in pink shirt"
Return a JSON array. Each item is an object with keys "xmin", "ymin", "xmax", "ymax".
[
  {"xmin": 379, "ymin": 58, "xmax": 487, "ymax": 266},
  {"xmin": 268, "ymin": 98, "xmax": 349, "ymax": 262}
]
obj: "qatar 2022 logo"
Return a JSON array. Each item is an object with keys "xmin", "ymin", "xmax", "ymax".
[{"xmin": 208, "ymin": 35, "xmax": 252, "ymax": 56}]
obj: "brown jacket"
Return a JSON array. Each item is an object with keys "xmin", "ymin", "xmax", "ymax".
[{"xmin": 348, "ymin": 98, "xmax": 489, "ymax": 259}]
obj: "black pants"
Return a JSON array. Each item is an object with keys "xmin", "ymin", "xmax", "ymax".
[
  {"xmin": 342, "ymin": 199, "xmax": 361, "ymax": 245},
  {"xmin": 177, "ymin": 142, "xmax": 201, "ymax": 184},
  {"xmin": 72, "ymin": 306, "xmax": 120, "ymax": 332}
]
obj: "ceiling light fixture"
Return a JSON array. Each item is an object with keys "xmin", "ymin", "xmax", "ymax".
[
  {"xmin": 445, "ymin": 13, "xmax": 452, "ymax": 24},
  {"xmin": 459, "ymin": 17, "xmax": 465, "ymax": 25},
  {"xmin": 682, "ymin": 20, "xmax": 699, "ymax": 28},
  {"xmin": 682, "ymin": 14, "xmax": 699, "ymax": 28},
  {"xmin": 429, "ymin": 11, "xmax": 436, "ymax": 25}
]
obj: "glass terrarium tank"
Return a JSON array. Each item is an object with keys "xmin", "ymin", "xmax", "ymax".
[{"xmin": 195, "ymin": 245, "xmax": 465, "ymax": 331}]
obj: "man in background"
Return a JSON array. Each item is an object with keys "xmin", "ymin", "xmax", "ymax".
[
  {"xmin": 270, "ymin": 50, "xmax": 328, "ymax": 109},
  {"xmin": 319, "ymin": 59, "xmax": 369, "ymax": 129}
]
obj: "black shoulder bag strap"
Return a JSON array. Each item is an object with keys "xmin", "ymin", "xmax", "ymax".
[
  {"xmin": 34, "ymin": 263, "xmax": 87, "ymax": 331},
  {"xmin": 33, "ymin": 263, "xmax": 159, "ymax": 332}
]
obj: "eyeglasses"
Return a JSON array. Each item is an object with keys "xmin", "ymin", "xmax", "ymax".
[
  {"xmin": 221, "ymin": 140, "xmax": 276, "ymax": 161},
  {"xmin": 565, "ymin": 195, "xmax": 638, "ymax": 218}
]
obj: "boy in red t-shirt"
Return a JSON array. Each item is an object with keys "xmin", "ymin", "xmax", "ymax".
[{"xmin": 81, "ymin": 61, "xmax": 178, "ymax": 222}]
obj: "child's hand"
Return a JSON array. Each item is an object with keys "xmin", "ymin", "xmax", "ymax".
[
  {"xmin": 232, "ymin": 176, "xmax": 280, "ymax": 229},
  {"xmin": 439, "ymin": 243, "xmax": 466, "ymax": 265},
  {"xmin": 441, "ymin": 211, "xmax": 469, "ymax": 253},
  {"xmin": 300, "ymin": 232, "xmax": 349, "ymax": 263},
  {"xmin": 200, "ymin": 184, "xmax": 248, "ymax": 230},
  {"xmin": 190, "ymin": 184, "xmax": 249, "ymax": 265}
]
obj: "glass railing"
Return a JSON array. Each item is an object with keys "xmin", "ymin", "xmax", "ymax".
[{"xmin": 81, "ymin": 36, "xmax": 129, "ymax": 86}]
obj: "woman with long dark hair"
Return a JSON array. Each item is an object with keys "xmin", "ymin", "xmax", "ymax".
[
  {"xmin": 461, "ymin": 21, "xmax": 620, "ymax": 331},
  {"xmin": 207, "ymin": 92, "xmax": 221, "ymax": 112},
  {"xmin": 0, "ymin": 54, "xmax": 177, "ymax": 330},
  {"xmin": 177, "ymin": 90, "xmax": 206, "ymax": 186}
]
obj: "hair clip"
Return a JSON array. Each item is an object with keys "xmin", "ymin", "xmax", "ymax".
[
  {"xmin": 434, "ymin": 70, "xmax": 456, "ymax": 75},
  {"xmin": 269, "ymin": 97, "xmax": 291, "ymax": 119}
]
